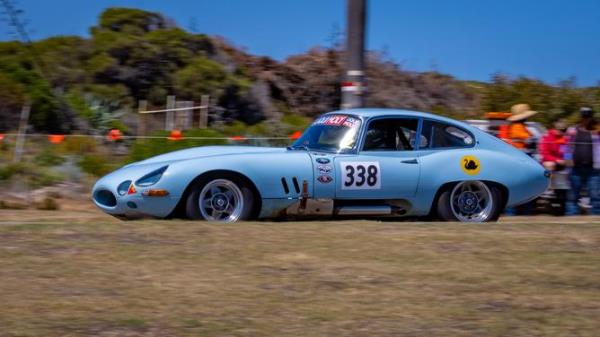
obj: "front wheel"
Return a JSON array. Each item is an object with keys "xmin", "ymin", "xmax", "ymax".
[
  {"xmin": 186, "ymin": 177, "xmax": 254, "ymax": 222},
  {"xmin": 437, "ymin": 181, "xmax": 502, "ymax": 222}
]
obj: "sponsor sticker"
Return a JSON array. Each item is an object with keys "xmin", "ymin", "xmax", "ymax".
[
  {"xmin": 461, "ymin": 155, "xmax": 481, "ymax": 175},
  {"xmin": 316, "ymin": 157, "xmax": 330, "ymax": 164},
  {"xmin": 340, "ymin": 161, "xmax": 381, "ymax": 190},
  {"xmin": 317, "ymin": 165, "xmax": 332, "ymax": 174},
  {"xmin": 317, "ymin": 175, "xmax": 333, "ymax": 184},
  {"xmin": 313, "ymin": 115, "xmax": 359, "ymax": 128}
]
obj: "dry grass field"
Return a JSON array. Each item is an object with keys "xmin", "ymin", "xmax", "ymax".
[{"xmin": 1, "ymin": 210, "xmax": 599, "ymax": 337}]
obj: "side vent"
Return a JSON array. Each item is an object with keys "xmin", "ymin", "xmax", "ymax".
[
  {"xmin": 292, "ymin": 177, "xmax": 301, "ymax": 194},
  {"xmin": 281, "ymin": 177, "xmax": 290, "ymax": 194}
]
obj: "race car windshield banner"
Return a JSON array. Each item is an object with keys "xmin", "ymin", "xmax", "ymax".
[{"xmin": 313, "ymin": 115, "xmax": 360, "ymax": 128}]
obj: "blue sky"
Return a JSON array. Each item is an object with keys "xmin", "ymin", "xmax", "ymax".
[{"xmin": 2, "ymin": 0, "xmax": 600, "ymax": 86}]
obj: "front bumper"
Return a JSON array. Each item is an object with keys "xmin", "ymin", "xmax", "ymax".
[
  {"xmin": 92, "ymin": 165, "xmax": 181, "ymax": 218},
  {"xmin": 92, "ymin": 187, "xmax": 180, "ymax": 218}
]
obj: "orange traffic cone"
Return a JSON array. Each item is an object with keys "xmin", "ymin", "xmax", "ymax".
[
  {"xmin": 48, "ymin": 134, "xmax": 65, "ymax": 144},
  {"xmin": 288, "ymin": 131, "xmax": 302, "ymax": 140},
  {"xmin": 107, "ymin": 129, "xmax": 122, "ymax": 141},
  {"xmin": 168, "ymin": 129, "xmax": 183, "ymax": 141}
]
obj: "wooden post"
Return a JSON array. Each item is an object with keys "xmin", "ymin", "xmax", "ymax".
[
  {"xmin": 13, "ymin": 103, "xmax": 31, "ymax": 162},
  {"xmin": 138, "ymin": 100, "xmax": 148, "ymax": 136},
  {"xmin": 165, "ymin": 95, "xmax": 176, "ymax": 130},
  {"xmin": 174, "ymin": 100, "xmax": 191, "ymax": 130},
  {"xmin": 184, "ymin": 101, "xmax": 193, "ymax": 129},
  {"xmin": 199, "ymin": 95, "xmax": 209, "ymax": 128}
]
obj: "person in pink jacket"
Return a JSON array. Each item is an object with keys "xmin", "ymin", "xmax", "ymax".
[{"xmin": 540, "ymin": 120, "xmax": 568, "ymax": 171}]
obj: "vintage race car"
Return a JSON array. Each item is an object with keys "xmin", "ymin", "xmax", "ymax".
[{"xmin": 92, "ymin": 109, "xmax": 550, "ymax": 222}]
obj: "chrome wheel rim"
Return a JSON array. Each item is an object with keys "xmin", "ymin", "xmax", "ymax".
[
  {"xmin": 450, "ymin": 181, "xmax": 493, "ymax": 222},
  {"xmin": 199, "ymin": 179, "xmax": 244, "ymax": 222}
]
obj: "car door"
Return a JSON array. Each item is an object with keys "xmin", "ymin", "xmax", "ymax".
[{"xmin": 334, "ymin": 117, "xmax": 421, "ymax": 199}]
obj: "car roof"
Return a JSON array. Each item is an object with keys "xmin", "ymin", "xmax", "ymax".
[{"xmin": 325, "ymin": 108, "xmax": 466, "ymax": 126}]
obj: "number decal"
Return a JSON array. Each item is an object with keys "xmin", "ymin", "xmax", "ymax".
[
  {"xmin": 344, "ymin": 165, "xmax": 355, "ymax": 187},
  {"xmin": 356, "ymin": 165, "xmax": 366, "ymax": 186},
  {"xmin": 367, "ymin": 165, "xmax": 378, "ymax": 186},
  {"xmin": 340, "ymin": 162, "xmax": 381, "ymax": 190}
]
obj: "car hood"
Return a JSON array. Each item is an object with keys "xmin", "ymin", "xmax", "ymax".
[{"xmin": 135, "ymin": 146, "xmax": 287, "ymax": 166}]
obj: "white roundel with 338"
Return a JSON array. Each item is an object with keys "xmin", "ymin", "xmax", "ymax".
[{"xmin": 340, "ymin": 162, "xmax": 381, "ymax": 190}]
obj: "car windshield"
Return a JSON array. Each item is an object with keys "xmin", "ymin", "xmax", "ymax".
[{"xmin": 291, "ymin": 114, "xmax": 362, "ymax": 153}]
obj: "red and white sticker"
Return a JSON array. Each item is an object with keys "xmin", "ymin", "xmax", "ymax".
[{"xmin": 314, "ymin": 115, "xmax": 360, "ymax": 128}]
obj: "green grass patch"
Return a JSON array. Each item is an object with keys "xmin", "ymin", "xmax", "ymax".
[{"xmin": 0, "ymin": 215, "xmax": 598, "ymax": 336}]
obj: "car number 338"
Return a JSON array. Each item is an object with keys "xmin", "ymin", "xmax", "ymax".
[
  {"xmin": 92, "ymin": 108, "xmax": 550, "ymax": 223},
  {"xmin": 341, "ymin": 162, "xmax": 381, "ymax": 190}
]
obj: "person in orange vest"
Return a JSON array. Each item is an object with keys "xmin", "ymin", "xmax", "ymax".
[
  {"xmin": 504, "ymin": 104, "xmax": 539, "ymax": 155},
  {"xmin": 503, "ymin": 104, "xmax": 539, "ymax": 216}
]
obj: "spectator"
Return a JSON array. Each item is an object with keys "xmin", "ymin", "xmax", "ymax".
[
  {"xmin": 502, "ymin": 104, "xmax": 539, "ymax": 215},
  {"xmin": 505, "ymin": 104, "xmax": 538, "ymax": 156},
  {"xmin": 540, "ymin": 119, "xmax": 569, "ymax": 215},
  {"xmin": 564, "ymin": 107, "xmax": 600, "ymax": 215},
  {"xmin": 540, "ymin": 119, "xmax": 568, "ymax": 171}
]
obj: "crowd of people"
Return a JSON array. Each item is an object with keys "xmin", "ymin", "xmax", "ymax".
[{"xmin": 501, "ymin": 104, "xmax": 600, "ymax": 216}]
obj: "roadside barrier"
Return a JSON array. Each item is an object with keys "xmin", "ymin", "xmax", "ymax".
[{"xmin": 0, "ymin": 131, "xmax": 302, "ymax": 143}]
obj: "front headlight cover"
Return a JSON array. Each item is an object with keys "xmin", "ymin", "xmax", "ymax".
[
  {"xmin": 117, "ymin": 180, "xmax": 132, "ymax": 196},
  {"xmin": 136, "ymin": 166, "xmax": 168, "ymax": 187}
]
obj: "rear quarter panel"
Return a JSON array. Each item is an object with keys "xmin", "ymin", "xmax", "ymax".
[{"xmin": 413, "ymin": 129, "xmax": 548, "ymax": 214}]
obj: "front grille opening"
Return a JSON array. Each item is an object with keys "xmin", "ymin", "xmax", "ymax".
[
  {"xmin": 292, "ymin": 177, "xmax": 301, "ymax": 194},
  {"xmin": 94, "ymin": 190, "xmax": 117, "ymax": 207},
  {"xmin": 281, "ymin": 177, "xmax": 290, "ymax": 194}
]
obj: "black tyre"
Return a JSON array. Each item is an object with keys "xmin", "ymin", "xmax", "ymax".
[
  {"xmin": 185, "ymin": 174, "xmax": 254, "ymax": 222},
  {"xmin": 437, "ymin": 181, "xmax": 502, "ymax": 222}
]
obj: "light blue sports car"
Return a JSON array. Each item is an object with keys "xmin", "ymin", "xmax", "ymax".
[{"xmin": 92, "ymin": 109, "xmax": 550, "ymax": 222}]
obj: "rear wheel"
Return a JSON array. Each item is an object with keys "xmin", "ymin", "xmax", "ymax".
[
  {"xmin": 437, "ymin": 181, "xmax": 502, "ymax": 222},
  {"xmin": 186, "ymin": 176, "xmax": 254, "ymax": 222}
]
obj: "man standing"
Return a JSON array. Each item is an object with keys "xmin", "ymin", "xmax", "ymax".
[{"xmin": 564, "ymin": 107, "xmax": 600, "ymax": 215}]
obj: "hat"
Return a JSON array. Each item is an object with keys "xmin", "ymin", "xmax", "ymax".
[
  {"xmin": 580, "ymin": 107, "xmax": 595, "ymax": 119},
  {"xmin": 507, "ymin": 104, "xmax": 538, "ymax": 122}
]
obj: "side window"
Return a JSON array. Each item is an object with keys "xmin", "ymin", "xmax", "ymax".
[
  {"xmin": 363, "ymin": 118, "xmax": 419, "ymax": 151},
  {"xmin": 421, "ymin": 120, "xmax": 475, "ymax": 149}
]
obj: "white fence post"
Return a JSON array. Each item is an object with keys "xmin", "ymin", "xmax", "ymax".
[{"xmin": 13, "ymin": 104, "xmax": 31, "ymax": 162}]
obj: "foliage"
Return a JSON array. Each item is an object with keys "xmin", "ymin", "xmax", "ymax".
[
  {"xmin": 0, "ymin": 73, "xmax": 26, "ymax": 131},
  {"xmin": 33, "ymin": 148, "xmax": 66, "ymax": 167},
  {"xmin": 481, "ymin": 75, "xmax": 599, "ymax": 126},
  {"xmin": 0, "ymin": 162, "xmax": 64, "ymax": 188},
  {"xmin": 59, "ymin": 136, "xmax": 97, "ymax": 155},
  {"xmin": 78, "ymin": 155, "xmax": 111, "ymax": 177},
  {"xmin": 35, "ymin": 197, "xmax": 60, "ymax": 211},
  {"xmin": 0, "ymin": 6, "xmax": 598, "ymax": 134},
  {"xmin": 173, "ymin": 57, "xmax": 230, "ymax": 100},
  {"xmin": 128, "ymin": 128, "xmax": 228, "ymax": 162}
]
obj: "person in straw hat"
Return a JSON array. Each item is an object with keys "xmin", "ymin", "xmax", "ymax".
[
  {"xmin": 504, "ymin": 103, "xmax": 539, "ymax": 154},
  {"xmin": 500, "ymin": 104, "xmax": 539, "ymax": 215}
]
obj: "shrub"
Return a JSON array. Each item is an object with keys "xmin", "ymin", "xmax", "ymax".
[
  {"xmin": 78, "ymin": 155, "xmax": 111, "ymax": 177},
  {"xmin": 0, "ymin": 162, "xmax": 65, "ymax": 188},
  {"xmin": 128, "ymin": 128, "xmax": 227, "ymax": 162},
  {"xmin": 36, "ymin": 197, "xmax": 60, "ymax": 211},
  {"xmin": 0, "ymin": 163, "xmax": 25, "ymax": 180},
  {"xmin": 0, "ymin": 200, "xmax": 27, "ymax": 210},
  {"xmin": 34, "ymin": 148, "xmax": 65, "ymax": 167},
  {"xmin": 60, "ymin": 136, "xmax": 97, "ymax": 155}
]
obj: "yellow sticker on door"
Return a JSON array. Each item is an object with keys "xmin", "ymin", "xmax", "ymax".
[{"xmin": 461, "ymin": 156, "xmax": 481, "ymax": 175}]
